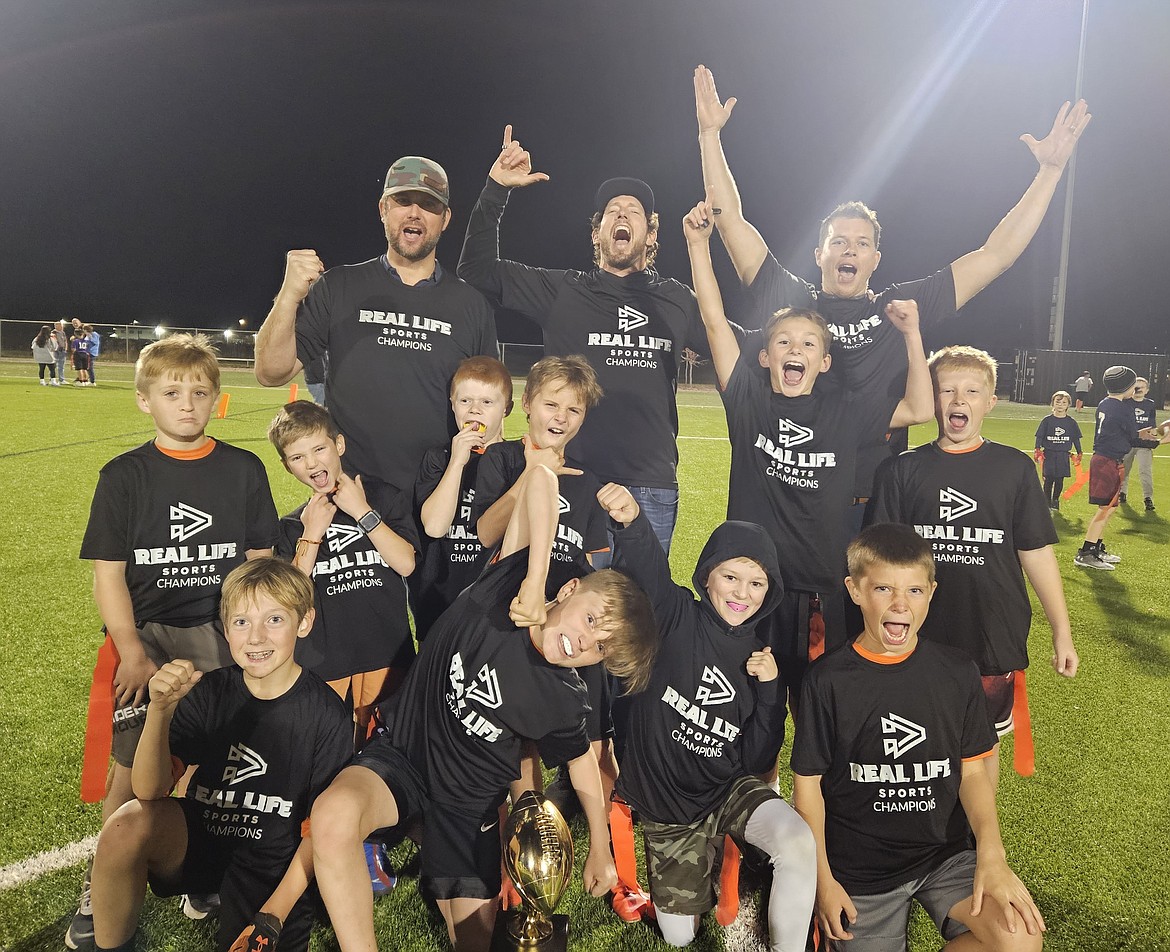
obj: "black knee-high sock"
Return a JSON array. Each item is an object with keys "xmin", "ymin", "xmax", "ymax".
[{"xmin": 1052, "ymin": 477, "xmax": 1064, "ymax": 503}]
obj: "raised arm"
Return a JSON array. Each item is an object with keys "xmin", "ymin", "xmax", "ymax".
[
  {"xmin": 457, "ymin": 125, "xmax": 553, "ymax": 305},
  {"xmin": 885, "ymin": 300, "xmax": 934, "ymax": 428},
  {"xmin": 685, "ymin": 200, "xmax": 742, "ymax": 388},
  {"xmin": 419, "ymin": 430, "xmax": 486, "ymax": 537},
  {"xmin": 254, "ymin": 250, "xmax": 323, "ymax": 386},
  {"xmin": 331, "ymin": 473, "xmax": 416, "ymax": 576},
  {"xmin": 951, "ymin": 100, "xmax": 1091, "ymax": 309},
  {"xmin": 502, "ymin": 463, "xmax": 558, "ymax": 629},
  {"xmin": 694, "ymin": 65, "xmax": 769, "ymax": 285},
  {"xmin": 132, "ymin": 660, "xmax": 202, "ymax": 800}
]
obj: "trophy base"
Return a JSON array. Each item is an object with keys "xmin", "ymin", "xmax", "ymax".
[{"xmin": 490, "ymin": 911, "xmax": 568, "ymax": 951}]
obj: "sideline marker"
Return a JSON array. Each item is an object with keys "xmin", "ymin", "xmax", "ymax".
[
  {"xmin": 288, "ymin": 383, "xmax": 299, "ymax": 402},
  {"xmin": 215, "ymin": 393, "xmax": 231, "ymax": 419}
]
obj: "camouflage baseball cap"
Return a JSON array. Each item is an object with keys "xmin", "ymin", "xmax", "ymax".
[{"xmin": 382, "ymin": 156, "xmax": 450, "ymax": 207}]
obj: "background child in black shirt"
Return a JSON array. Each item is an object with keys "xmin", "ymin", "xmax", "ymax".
[
  {"xmin": 88, "ymin": 559, "xmax": 352, "ymax": 952},
  {"xmin": 793, "ymin": 524, "xmax": 1044, "ymax": 952},
  {"xmin": 1033, "ymin": 389, "xmax": 1082, "ymax": 510}
]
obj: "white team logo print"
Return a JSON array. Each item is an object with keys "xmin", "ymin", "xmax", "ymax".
[
  {"xmin": 617, "ymin": 305, "xmax": 650, "ymax": 333},
  {"xmin": 326, "ymin": 523, "xmax": 364, "ymax": 553},
  {"xmin": 881, "ymin": 713, "xmax": 926, "ymax": 759},
  {"xmin": 170, "ymin": 502, "xmax": 212, "ymax": 542},
  {"xmin": 558, "ymin": 495, "xmax": 571, "ymax": 514},
  {"xmin": 938, "ymin": 487, "xmax": 978, "ymax": 522},
  {"xmin": 465, "ymin": 663, "xmax": 503, "ymax": 709},
  {"xmin": 775, "ymin": 418, "xmax": 814, "ymax": 448},
  {"xmin": 1054, "ymin": 426, "xmax": 1066, "ymax": 437},
  {"xmin": 223, "ymin": 743, "xmax": 268, "ymax": 784},
  {"xmin": 694, "ymin": 666, "xmax": 736, "ymax": 706}
]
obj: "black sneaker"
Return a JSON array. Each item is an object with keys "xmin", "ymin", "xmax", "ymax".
[
  {"xmin": 1096, "ymin": 545, "xmax": 1121, "ymax": 564},
  {"xmin": 1074, "ymin": 550, "xmax": 1114, "ymax": 571},
  {"xmin": 1119, "ymin": 492, "xmax": 1128, "ymax": 505},
  {"xmin": 1146, "ymin": 498, "xmax": 1156, "ymax": 512},
  {"xmin": 64, "ymin": 867, "xmax": 94, "ymax": 950}
]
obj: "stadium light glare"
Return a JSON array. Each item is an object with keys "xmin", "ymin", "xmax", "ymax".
[
  {"xmin": 224, "ymin": 329, "xmax": 234, "ymax": 340},
  {"xmin": 154, "ymin": 324, "xmax": 165, "ymax": 338}
]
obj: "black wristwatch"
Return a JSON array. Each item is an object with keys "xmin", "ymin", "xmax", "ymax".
[{"xmin": 357, "ymin": 509, "xmax": 382, "ymax": 534}]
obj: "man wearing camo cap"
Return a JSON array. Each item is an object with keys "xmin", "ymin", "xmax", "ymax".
[{"xmin": 256, "ymin": 156, "xmax": 498, "ymax": 493}]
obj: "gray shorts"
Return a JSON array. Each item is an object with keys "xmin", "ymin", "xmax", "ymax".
[
  {"xmin": 830, "ymin": 848, "xmax": 975, "ymax": 951},
  {"xmin": 111, "ymin": 620, "xmax": 231, "ymax": 766},
  {"xmin": 642, "ymin": 776, "xmax": 778, "ymax": 915}
]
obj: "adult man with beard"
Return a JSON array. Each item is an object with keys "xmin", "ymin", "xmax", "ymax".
[
  {"xmin": 255, "ymin": 157, "xmax": 498, "ymax": 493},
  {"xmin": 459, "ymin": 127, "xmax": 705, "ymax": 557}
]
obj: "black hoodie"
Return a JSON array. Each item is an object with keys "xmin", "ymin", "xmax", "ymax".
[{"xmin": 612, "ymin": 513, "xmax": 787, "ymax": 824}]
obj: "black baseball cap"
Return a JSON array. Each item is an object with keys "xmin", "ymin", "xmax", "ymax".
[{"xmin": 595, "ymin": 177, "xmax": 654, "ymax": 217}]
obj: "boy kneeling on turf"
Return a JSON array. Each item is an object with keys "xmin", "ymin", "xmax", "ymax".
[
  {"xmin": 600, "ymin": 483, "xmax": 816, "ymax": 951},
  {"xmin": 792, "ymin": 524, "xmax": 1044, "ymax": 951},
  {"xmin": 88, "ymin": 559, "xmax": 354, "ymax": 952},
  {"xmin": 310, "ymin": 463, "xmax": 657, "ymax": 952}
]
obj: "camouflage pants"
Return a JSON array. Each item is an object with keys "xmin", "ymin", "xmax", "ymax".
[{"xmin": 642, "ymin": 776, "xmax": 778, "ymax": 915}]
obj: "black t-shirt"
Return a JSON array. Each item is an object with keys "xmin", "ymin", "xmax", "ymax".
[
  {"xmin": 458, "ymin": 179, "xmax": 706, "ymax": 489},
  {"xmin": 721, "ymin": 349, "xmax": 892, "ymax": 593},
  {"xmin": 410, "ymin": 446, "xmax": 491, "ymax": 640},
  {"xmin": 868, "ymin": 441, "xmax": 1057, "ymax": 674},
  {"xmin": 1092, "ymin": 396, "xmax": 1146, "ymax": 461},
  {"xmin": 792, "ymin": 641, "xmax": 995, "ymax": 894},
  {"xmin": 276, "ymin": 479, "xmax": 419, "ymax": 680},
  {"xmin": 613, "ymin": 515, "xmax": 786, "ymax": 825},
  {"xmin": 295, "ymin": 259, "xmax": 498, "ymax": 492},
  {"xmin": 375, "ymin": 548, "xmax": 591, "ymax": 813},
  {"xmin": 472, "ymin": 440, "xmax": 608, "ymax": 594},
  {"xmin": 170, "ymin": 666, "xmax": 352, "ymax": 872},
  {"xmin": 80, "ymin": 441, "xmax": 280, "ymax": 626},
  {"xmin": 744, "ymin": 255, "xmax": 957, "ymax": 495}
]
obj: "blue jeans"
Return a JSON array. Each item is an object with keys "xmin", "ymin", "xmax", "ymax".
[
  {"xmin": 307, "ymin": 383, "xmax": 326, "ymax": 405},
  {"xmin": 591, "ymin": 485, "xmax": 678, "ymax": 568}
]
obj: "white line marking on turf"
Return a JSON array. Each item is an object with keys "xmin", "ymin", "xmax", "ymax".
[{"xmin": 0, "ymin": 835, "xmax": 97, "ymax": 892}]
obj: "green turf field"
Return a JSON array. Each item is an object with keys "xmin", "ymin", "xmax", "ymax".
[{"xmin": 0, "ymin": 360, "xmax": 1167, "ymax": 951}]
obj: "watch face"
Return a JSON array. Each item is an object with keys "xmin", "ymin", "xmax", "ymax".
[{"xmin": 359, "ymin": 510, "xmax": 381, "ymax": 532}]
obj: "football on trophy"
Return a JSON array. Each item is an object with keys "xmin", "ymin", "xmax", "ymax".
[{"xmin": 502, "ymin": 791, "xmax": 573, "ymax": 941}]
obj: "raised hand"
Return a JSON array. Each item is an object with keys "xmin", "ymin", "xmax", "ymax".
[
  {"xmin": 489, "ymin": 124, "xmax": 551, "ymax": 189},
  {"xmin": 745, "ymin": 646, "xmax": 777, "ymax": 683},
  {"xmin": 521, "ymin": 434, "xmax": 582, "ymax": 477},
  {"xmin": 451, "ymin": 420, "xmax": 489, "ymax": 466},
  {"xmin": 148, "ymin": 660, "xmax": 203, "ymax": 711},
  {"xmin": 329, "ymin": 472, "xmax": 370, "ymax": 520},
  {"xmin": 884, "ymin": 298, "xmax": 921, "ymax": 335},
  {"xmin": 1020, "ymin": 100, "xmax": 1091, "ymax": 171},
  {"xmin": 596, "ymin": 482, "xmax": 639, "ymax": 525},
  {"xmin": 683, "ymin": 199, "xmax": 717, "ymax": 245},
  {"xmin": 509, "ymin": 575, "xmax": 548, "ymax": 629},
  {"xmin": 278, "ymin": 250, "xmax": 325, "ymax": 304},
  {"xmin": 694, "ymin": 65, "xmax": 737, "ymax": 135},
  {"xmin": 300, "ymin": 491, "xmax": 337, "ymax": 540}
]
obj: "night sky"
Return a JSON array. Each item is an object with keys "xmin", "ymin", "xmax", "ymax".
[{"xmin": 2, "ymin": 0, "xmax": 1165, "ymax": 356}]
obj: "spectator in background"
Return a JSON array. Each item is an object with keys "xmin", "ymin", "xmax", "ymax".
[
  {"xmin": 1074, "ymin": 370, "xmax": 1093, "ymax": 411},
  {"xmin": 32, "ymin": 324, "xmax": 59, "ymax": 386},
  {"xmin": 85, "ymin": 324, "xmax": 102, "ymax": 386},
  {"xmin": 53, "ymin": 320, "xmax": 70, "ymax": 383}
]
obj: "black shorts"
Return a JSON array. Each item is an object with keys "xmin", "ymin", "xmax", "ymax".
[
  {"xmin": 72, "ymin": 352, "xmax": 90, "ymax": 371},
  {"xmin": 356, "ymin": 737, "xmax": 505, "ymax": 901},
  {"xmin": 149, "ymin": 799, "xmax": 316, "ymax": 952}
]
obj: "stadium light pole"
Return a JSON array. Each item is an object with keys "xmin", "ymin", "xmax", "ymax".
[{"xmin": 1049, "ymin": 0, "xmax": 1089, "ymax": 351}]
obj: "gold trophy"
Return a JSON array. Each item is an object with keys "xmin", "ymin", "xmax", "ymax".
[{"xmin": 491, "ymin": 790, "xmax": 573, "ymax": 951}]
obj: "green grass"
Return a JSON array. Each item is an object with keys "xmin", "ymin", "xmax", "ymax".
[{"xmin": 0, "ymin": 361, "xmax": 1168, "ymax": 950}]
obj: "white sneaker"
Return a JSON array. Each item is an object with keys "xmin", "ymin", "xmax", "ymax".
[
  {"xmin": 51, "ymin": 378, "xmax": 61, "ymax": 386},
  {"xmin": 39, "ymin": 379, "xmax": 46, "ymax": 386}
]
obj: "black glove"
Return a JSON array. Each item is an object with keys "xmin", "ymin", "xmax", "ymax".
[{"xmin": 228, "ymin": 911, "xmax": 283, "ymax": 952}]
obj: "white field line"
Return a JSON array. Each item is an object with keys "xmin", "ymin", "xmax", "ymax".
[{"xmin": 0, "ymin": 835, "xmax": 97, "ymax": 892}]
